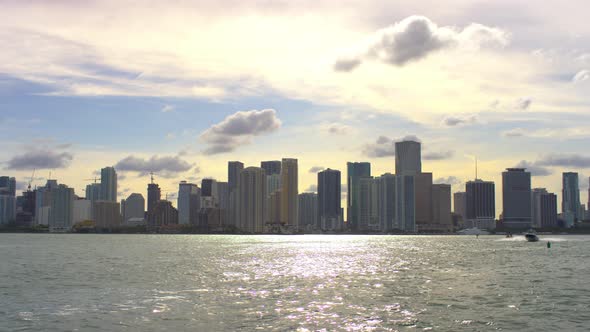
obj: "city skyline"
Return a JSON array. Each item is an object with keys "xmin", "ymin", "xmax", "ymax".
[{"xmin": 1, "ymin": 1, "xmax": 590, "ymax": 218}]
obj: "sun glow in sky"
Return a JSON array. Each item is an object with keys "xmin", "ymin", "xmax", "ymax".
[{"xmin": 1, "ymin": 0, "xmax": 590, "ymax": 214}]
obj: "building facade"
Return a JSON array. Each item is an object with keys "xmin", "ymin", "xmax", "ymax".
[
  {"xmin": 318, "ymin": 168, "xmax": 342, "ymax": 231},
  {"xmin": 100, "ymin": 167, "xmax": 117, "ymax": 202},
  {"xmin": 347, "ymin": 162, "xmax": 371, "ymax": 230},
  {"xmin": 502, "ymin": 168, "xmax": 532, "ymax": 229},
  {"xmin": 280, "ymin": 158, "xmax": 298, "ymax": 230},
  {"xmin": 238, "ymin": 167, "xmax": 267, "ymax": 233},
  {"xmin": 465, "ymin": 180, "xmax": 496, "ymax": 229}
]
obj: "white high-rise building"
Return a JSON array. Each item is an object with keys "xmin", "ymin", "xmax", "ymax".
[
  {"xmin": 280, "ymin": 158, "xmax": 298, "ymax": 230},
  {"xmin": 377, "ymin": 173, "xmax": 396, "ymax": 232},
  {"xmin": 238, "ymin": 167, "xmax": 267, "ymax": 233},
  {"xmin": 178, "ymin": 182, "xmax": 199, "ymax": 225},
  {"xmin": 358, "ymin": 177, "xmax": 379, "ymax": 231},
  {"xmin": 100, "ymin": 167, "xmax": 117, "ymax": 202},
  {"xmin": 49, "ymin": 184, "xmax": 75, "ymax": 232}
]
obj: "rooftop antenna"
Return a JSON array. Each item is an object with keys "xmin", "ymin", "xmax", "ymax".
[
  {"xmin": 475, "ymin": 157, "xmax": 478, "ymax": 180},
  {"xmin": 150, "ymin": 172, "xmax": 155, "ymax": 184},
  {"xmin": 48, "ymin": 171, "xmax": 52, "ymax": 181},
  {"xmin": 28, "ymin": 169, "xmax": 36, "ymax": 191}
]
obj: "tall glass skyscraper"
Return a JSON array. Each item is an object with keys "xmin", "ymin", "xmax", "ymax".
[
  {"xmin": 562, "ymin": 172, "xmax": 580, "ymax": 227},
  {"xmin": 100, "ymin": 167, "xmax": 117, "ymax": 202},
  {"xmin": 465, "ymin": 179, "xmax": 495, "ymax": 229},
  {"xmin": 502, "ymin": 168, "xmax": 532, "ymax": 229},
  {"xmin": 395, "ymin": 140, "xmax": 421, "ymax": 175},
  {"xmin": 261, "ymin": 160, "xmax": 281, "ymax": 176},
  {"xmin": 280, "ymin": 158, "xmax": 298, "ymax": 230},
  {"xmin": 318, "ymin": 168, "xmax": 341, "ymax": 230},
  {"xmin": 347, "ymin": 162, "xmax": 371, "ymax": 230}
]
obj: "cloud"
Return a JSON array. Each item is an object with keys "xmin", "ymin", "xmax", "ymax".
[
  {"xmin": 573, "ymin": 70, "xmax": 589, "ymax": 83},
  {"xmin": 423, "ymin": 150, "xmax": 454, "ymax": 160},
  {"xmin": 401, "ymin": 135, "xmax": 421, "ymax": 142},
  {"xmin": 434, "ymin": 176, "xmax": 462, "ymax": 186},
  {"xmin": 362, "ymin": 136, "xmax": 396, "ymax": 157},
  {"xmin": 336, "ymin": 15, "xmax": 508, "ymax": 70},
  {"xmin": 114, "ymin": 155, "xmax": 194, "ymax": 176},
  {"xmin": 309, "ymin": 166, "xmax": 325, "ymax": 173},
  {"xmin": 161, "ymin": 105, "xmax": 175, "ymax": 113},
  {"xmin": 514, "ymin": 160, "xmax": 552, "ymax": 176},
  {"xmin": 502, "ymin": 128, "xmax": 525, "ymax": 137},
  {"xmin": 443, "ymin": 115, "xmax": 477, "ymax": 127},
  {"xmin": 4, "ymin": 150, "xmax": 73, "ymax": 170},
  {"xmin": 200, "ymin": 109, "xmax": 281, "ymax": 155},
  {"xmin": 305, "ymin": 184, "xmax": 317, "ymax": 192},
  {"xmin": 333, "ymin": 57, "xmax": 362, "ymax": 72},
  {"xmin": 536, "ymin": 153, "xmax": 590, "ymax": 168},
  {"xmin": 325, "ymin": 123, "xmax": 351, "ymax": 135},
  {"xmin": 515, "ymin": 97, "xmax": 532, "ymax": 110}
]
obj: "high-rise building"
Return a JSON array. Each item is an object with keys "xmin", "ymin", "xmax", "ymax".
[
  {"xmin": 298, "ymin": 193, "xmax": 318, "ymax": 230},
  {"xmin": 432, "ymin": 184, "xmax": 452, "ymax": 231},
  {"xmin": 562, "ymin": 172, "xmax": 580, "ymax": 227},
  {"xmin": 73, "ymin": 199, "xmax": 92, "ymax": 225},
  {"xmin": 228, "ymin": 161, "xmax": 244, "ymax": 192},
  {"xmin": 217, "ymin": 182, "xmax": 229, "ymax": 211},
  {"xmin": 123, "ymin": 193, "xmax": 145, "ymax": 223},
  {"xmin": 347, "ymin": 162, "xmax": 371, "ymax": 230},
  {"xmin": 377, "ymin": 173, "xmax": 396, "ymax": 232},
  {"xmin": 0, "ymin": 176, "xmax": 16, "ymax": 196},
  {"xmin": 531, "ymin": 188, "xmax": 548, "ymax": 228},
  {"xmin": 35, "ymin": 179, "xmax": 57, "ymax": 226},
  {"xmin": 396, "ymin": 174, "xmax": 415, "ymax": 232},
  {"xmin": 453, "ymin": 192, "xmax": 467, "ymax": 220},
  {"xmin": 358, "ymin": 177, "xmax": 379, "ymax": 231},
  {"xmin": 49, "ymin": 184, "xmax": 75, "ymax": 232},
  {"xmin": 280, "ymin": 158, "xmax": 298, "ymax": 230},
  {"xmin": 149, "ymin": 200, "xmax": 178, "ymax": 227},
  {"xmin": 85, "ymin": 183, "xmax": 101, "ymax": 203},
  {"xmin": 93, "ymin": 201, "xmax": 122, "ymax": 229},
  {"xmin": 465, "ymin": 180, "xmax": 495, "ymax": 229},
  {"xmin": 178, "ymin": 182, "xmax": 199, "ymax": 225},
  {"xmin": 395, "ymin": 140, "xmax": 421, "ymax": 175},
  {"xmin": 201, "ymin": 178, "xmax": 218, "ymax": 208},
  {"xmin": 147, "ymin": 182, "xmax": 161, "ymax": 213},
  {"xmin": 100, "ymin": 167, "xmax": 117, "ymax": 202},
  {"xmin": 502, "ymin": 168, "xmax": 532, "ymax": 229},
  {"xmin": 0, "ymin": 195, "xmax": 16, "ymax": 225},
  {"xmin": 238, "ymin": 167, "xmax": 267, "ymax": 233},
  {"xmin": 587, "ymin": 177, "xmax": 590, "ymax": 219},
  {"xmin": 540, "ymin": 192, "xmax": 558, "ymax": 228},
  {"xmin": 414, "ymin": 172, "xmax": 433, "ymax": 231},
  {"xmin": 261, "ymin": 160, "xmax": 281, "ymax": 176},
  {"xmin": 318, "ymin": 168, "xmax": 342, "ymax": 231},
  {"xmin": 266, "ymin": 174, "xmax": 281, "ymax": 197},
  {"xmin": 228, "ymin": 161, "xmax": 244, "ymax": 228},
  {"xmin": 268, "ymin": 190, "xmax": 282, "ymax": 225}
]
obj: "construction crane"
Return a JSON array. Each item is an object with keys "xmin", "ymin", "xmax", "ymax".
[
  {"xmin": 83, "ymin": 177, "xmax": 100, "ymax": 184},
  {"xmin": 27, "ymin": 169, "xmax": 35, "ymax": 191}
]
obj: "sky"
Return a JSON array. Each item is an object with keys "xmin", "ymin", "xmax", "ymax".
[{"xmin": 1, "ymin": 0, "xmax": 589, "ymax": 214}]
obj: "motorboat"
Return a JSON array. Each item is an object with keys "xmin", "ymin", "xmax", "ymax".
[{"xmin": 524, "ymin": 232, "xmax": 539, "ymax": 242}]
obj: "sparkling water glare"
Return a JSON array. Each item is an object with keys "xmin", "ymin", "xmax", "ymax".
[{"xmin": 1, "ymin": 234, "xmax": 589, "ymax": 331}]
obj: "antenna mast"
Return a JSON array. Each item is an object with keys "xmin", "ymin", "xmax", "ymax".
[{"xmin": 475, "ymin": 157, "xmax": 478, "ymax": 180}]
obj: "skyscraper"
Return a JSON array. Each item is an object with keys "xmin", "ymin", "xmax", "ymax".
[
  {"xmin": 396, "ymin": 175, "xmax": 415, "ymax": 232},
  {"xmin": 201, "ymin": 178, "xmax": 218, "ymax": 208},
  {"xmin": 178, "ymin": 181, "xmax": 199, "ymax": 225},
  {"xmin": 100, "ymin": 167, "xmax": 117, "ymax": 202},
  {"xmin": 94, "ymin": 201, "xmax": 122, "ymax": 229},
  {"xmin": 0, "ymin": 176, "xmax": 16, "ymax": 196},
  {"xmin": 347, "ymin": 162, "xmax": 371, "ymax": 230},
  {"xmin": 147, "ymin": 180, "xmax": 161, "ymax": 225},
  {"xmin": 298, "ymin": 193, "xmax": 318, "ymax": 230},
  {"xmin": 358, "ymin": 177, "xmax": 379, "ymax": 231},
  {"xmin": 465, "ymin": 180, "xmax": 495, "ymax": 229},
  {"xmin": 395, "ymin": 140, "xmax": 421, "ymax": 175},
  {"xmin": 377, "ymin": 173, "xmax": 396, "ymax": 232},
  {"xmin": 531, "ymin": 188, "xmax": 548, "ymax": 228},
  {"xmin": 453, "ymin": 192, "xmax": 467, "ymax": 220},
  {"xmin": 123, "ymin": 193, "xmax": 145, "ymax": 223},
  {"xmin": 49, "ymin": 184, "xmax": 74, "ymax": 232},
  {"xmin": 414, "ymin": 172, "xmax": 433, "ymax": 231},
  {"xmin": 85, "ymin": 183, "xmax": 101, "ymax": 203},
  {"xmin": 562, "ymin": 172, "xmax": 580, "ymax": 227},
  {"xmin": 280, "ymin": 158, "xmax": 298, "ymax": 230},
  {"xmin": 502, "ymin": 168, "xmax": 532, "ymax": 229},
  {"xmin": 318, "ymin": 168, "xmax": 342, "ymax": 231},
  {"xmin": 432, "ymin": 184, "xmax": 452, "ymax": 231},
  {"xmin": 261, "ymin": 160, "xmax": 281, "ymax": 176},
  {"xmin": 540, "ymin": 192, "xmax": 558, "ymax": 228},
  {"xmin": 228, "ymin": 161, "xmax": 244, "ymax": 227},
  {"xmin": 238, "ymin": 167, "xmax": 267, "ymax": 233},
  {"xmin": 0, "ymin": 195, "xmax": 16, "ymax": 225}
]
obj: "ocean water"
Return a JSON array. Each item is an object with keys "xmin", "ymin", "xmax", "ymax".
[{"xmin": 1, "ymin": 234, "xmax": 589, "ymax": 331}]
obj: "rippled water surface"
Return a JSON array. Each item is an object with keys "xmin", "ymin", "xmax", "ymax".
[{"xmin": 1, "ymin": 234, "xmax": 590, "ymax": 331}]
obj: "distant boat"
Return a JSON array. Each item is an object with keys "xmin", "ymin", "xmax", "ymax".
[
  {"xmin": 524, "ymin": 232, "xmax": 539, "ymax": 242},
  {"xmin": 457, "ymin": 227, "xmax": 490, "ymax": 235}
]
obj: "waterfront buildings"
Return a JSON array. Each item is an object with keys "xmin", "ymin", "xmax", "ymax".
[
  {"xmin": 395, "ymin": 140, "xmax": 421, "ymax": 175},
  {"xmin": 318, "ymin": 168, "xmax": 342, "ymax": 231},
  {"xmin": 261, "ymin": 160, "xmax": 281, "ymax": 176},
  {"xmin": 298, "ymin": 192, "xmax": 318, "ymax": 231},
  {"xmin": 347, "ymin": 162, "xmax": 371, "ymax": 231},
  {"xmin": 453, "ymin": 192, "xmax": 467, "ymax": 221},
  {"xmin": 280, "ymin": 158, "xmax": 298, "ymax": 230},
  {"xmin": 49, "ymin": 184, "xmax": 75, "ymax": 232},
  {"xmin": 502, "ymin": 168, "xmax": 532, "ymax": 229},
  {"xmin": 562, "ymin": 172, "xmax": 580, "ymax": 227},
  {"xmin": 100, "ymin": 167, "xmax": 117, "ymax": 202},
  {"xmin": 123, "ymin": 193, "xmax": 145, "ymax": 223},
  {"xmin": 237, "ymin": 167, "xmax": 267, "ymax": 233},
  {"xmin": 432, "ymin": 184, "xmax": 452, "ymax": 231},
  {"xmin": 465, "ymin": 180, "xmax": 495, "ymax": 230},
  {"xmin": 94, "ymin": 201, "xmax": 121, "ymax": 229},
  {"xmin": 178, "ymin": 182, "xmax": 199, "ymax": 225},
  {"xmin": 377, "ymin": 173, "xmax": 396, "ymax": 232}
]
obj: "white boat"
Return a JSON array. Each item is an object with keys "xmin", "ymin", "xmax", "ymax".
[
  {"xmin": 524, "ymin": 232, "xmax": 539, "ymax": 242},
  {"xmin": 457, "ymin": 227, "xmax": 490, "ymax": 235}
]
